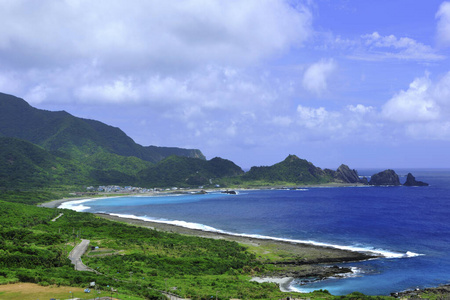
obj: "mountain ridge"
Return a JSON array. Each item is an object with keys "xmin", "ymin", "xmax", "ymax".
[
  {"xmin": 0, "ymin": 92, "xmax": 428, "ymax": 189},
  {"xmin": 0, "ymin": 92, "xmax": 205, "ymax": 163}
]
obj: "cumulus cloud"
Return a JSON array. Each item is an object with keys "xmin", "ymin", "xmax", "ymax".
[
  {"xmin": 302, "ymin": 59, "xmax": 337, "ymax": 95},
  {"xmin": 436, "ymin": 1, "xmax": 450, "ymax": 47},
  {"xmin": 382, "ymin": 73, "xmax": 448, "ymax": 123}
]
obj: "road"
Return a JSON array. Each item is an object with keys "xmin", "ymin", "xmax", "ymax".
[
  {"xmin": 70, "ymin": 240, "xmax": 188, "ymax": 299},
  {"xmin": 68, "ymin": 239, "xmax": 95, "ymax": 272},
  {"xmin": 51, "ymin": 212, "xmax": 63, "ymax": 222}
]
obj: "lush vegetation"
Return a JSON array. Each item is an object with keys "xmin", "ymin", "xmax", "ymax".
[
  {"xmin": 0, "ymin": 92, "xmax": 204, "ymax": 164},
  {"xmin": 0, "ymin": 135, "xmax": 340, "ymax": 191},
  {"xmin": 137, "ymin": 156, "xmax": 244, "ymax": 187},
  {"xmin": 0, "ymin": 93, "xmax": 350, "ymax": 191},
  {"xmin": 0, "ymin": 198, "xmax": 396, "ymax": 299},
  {"xmin": 242, "ymin": 155, "xmax": 333, "ymax": 185}
]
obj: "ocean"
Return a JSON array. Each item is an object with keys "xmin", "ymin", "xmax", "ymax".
[{"xmin": 60, "ymin": 169, "xmax": 450, "ymax": 296}]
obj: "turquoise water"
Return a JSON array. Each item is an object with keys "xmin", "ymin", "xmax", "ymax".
[{"xmin": 61, "ymin": 170, "xmax": 450, "ymax": 295}]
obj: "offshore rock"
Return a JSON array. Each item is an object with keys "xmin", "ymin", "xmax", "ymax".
[
  {"xmin": 369, "ymin": 169, "xmax": 401, "ymax": 186},
  {"xmin": 403, "ymin": 173, "xmax": 429, "ymax": 186},
  {"xmin": 335, "ymin": 164, "xmax": 361, "ymax": 183},
  {"xmin": 325, "ymin": 164, "xmax": 367, "ymax": 184}
]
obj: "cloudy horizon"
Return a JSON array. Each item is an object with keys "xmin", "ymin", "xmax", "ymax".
[{"xmin": 1, "ymin": 0, "xmax": 450, "ymax": 169}]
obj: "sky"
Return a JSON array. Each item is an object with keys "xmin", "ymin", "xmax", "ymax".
[{"xmin": 1, "ymin": 0, "xmax": 450, "ymax": 169}]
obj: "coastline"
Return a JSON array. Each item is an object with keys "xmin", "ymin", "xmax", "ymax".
[
  {"xmin": 94, "ymin": 213, "xmax": 374, "ymax": 263},
  {"xmin": 38, "ymin": 191, "xmax": 375, "ymax": 293},
  {"xmin": 95, "ymin": 212, "xmax": 375, "ymax": 292},
  {"xmin": 37, "ymin": 183, "xmax": 367, "ymax": 209}
]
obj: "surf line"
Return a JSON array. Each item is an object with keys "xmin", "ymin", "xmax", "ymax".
[{"xmin": 107, "ymin": 212, "xmax": 423, "ymax": 259}]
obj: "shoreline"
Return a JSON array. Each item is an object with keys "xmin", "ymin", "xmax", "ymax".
[
  {"xmin": 94, "ymin": 213, "xmax": 376, "ymax": 286},
  {"xmin": 37, "ymin": 183, "xmax": 367, "ymax": 209},
  {"xmin": 94, "ymin": 212, "xmax": 373, "ymax": 262},
  {"xmin": 39, "ymin": 192, "xmax": 374, "ymax": 293}
]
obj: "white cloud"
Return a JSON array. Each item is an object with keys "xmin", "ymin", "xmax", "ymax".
[
  {"xmin": 302, "ymin": 59, "xmax": 337, "ymax": 95},
  {"xmin": 24, "ymin": 84, "xmax": 54, "ymax": 104},
  {"xmin": 354, "ymin": 32, "xmax": 445, "ymax": 61},
  {"xmin": 0, "ymin": 0, "xmax": 312, "ymax": 73},
  {"xmin": 436, "ymin": 1, "xmax": 450, "ymax": 47},
  {"xmin": 295, "ymin": 103, "xmax": 377, "ymax": 137},
  {"xmin": 346, "ymin": 104, "xmax": 374, "ymax": 114},
  {"xmin": 77, "ymin": 77, "xmax": 140, "ymax": 103},
  {"xmin": 382, "ymin": 74, "xmax": 441, "ymax": 123}
]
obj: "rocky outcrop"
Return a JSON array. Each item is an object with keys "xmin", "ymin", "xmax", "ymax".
[
  {"xmin": 403, "ymin": 173, "xmax": 429, "ymax": 186},
  {"xmin": 335, "ymin": 164, "xmax": 360, "ymax": 183},
  {"xmin": 369, "ymin": 169, "xmax": 401, "ymax": 186},
  {"xmin": 325, "ymin": 164, "xmax": 367, "ymax": 184}
]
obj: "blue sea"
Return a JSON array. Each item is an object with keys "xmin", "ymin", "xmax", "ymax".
[{"xmin": 61, "ymin": 169, "xmax": 450, "ymax": 296}]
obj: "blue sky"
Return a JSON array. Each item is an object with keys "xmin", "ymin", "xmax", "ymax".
[{"xmin": 1, "ymin": 0, "xmax": 450, "ymax": 169}]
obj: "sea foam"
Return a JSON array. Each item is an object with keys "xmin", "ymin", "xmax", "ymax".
[
  {"xmin": 58, "ymin": 199, "xmax": 96, "ymax": 212},
  {"xmin": 107, "ymin": 213, "xmax": 422, "ymax": 259}
]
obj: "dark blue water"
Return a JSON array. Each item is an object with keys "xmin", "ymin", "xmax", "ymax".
[{"xmin": 62, "ymin": 170, "xmax": 450, "ymax": 295}]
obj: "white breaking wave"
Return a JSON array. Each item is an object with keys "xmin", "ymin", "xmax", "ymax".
[
  {"xmin": 107, "ymin": 213, "xmax": 423, "ymax": 259},
  {"xmin": 58, "ymin": 199, "xmax": 96, "ymax": 211}
]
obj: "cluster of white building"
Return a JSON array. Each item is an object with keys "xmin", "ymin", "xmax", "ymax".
[{"xmin": 86, "ymin": 185, "xmax": 154, "ymax": 193}]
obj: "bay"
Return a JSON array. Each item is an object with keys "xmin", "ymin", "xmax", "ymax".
[{"xmin": 60, "ymin": 169, "xmax": 450, "ymax": 296}]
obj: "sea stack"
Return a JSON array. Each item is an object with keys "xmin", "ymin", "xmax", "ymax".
[
  {"xmin": 403, "ymin": 173, "xmax": 429, "ymax": 186},
  {"xmin": 369, "ymin": 169, "xmax": 401, "ymax": 186}
]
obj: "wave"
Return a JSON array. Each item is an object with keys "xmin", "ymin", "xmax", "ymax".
[
  {"xmin": 58, "ymin": 198, "xmax": 97, "ymax": 212},
  {"xmin": 107, "ymin": 212, "xmax": 423, "ymax": 259}
]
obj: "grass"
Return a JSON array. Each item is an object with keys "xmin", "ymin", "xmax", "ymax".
[{"xmin": 0, "ymin": 283, "xmax": 146, "ymax": 300}]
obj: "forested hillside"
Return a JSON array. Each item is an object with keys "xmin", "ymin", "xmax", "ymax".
[
  {"xmin": 137, "ymin": 156, "xmax": 244, "ymax": 187},
  {"xmin": 0, "ymin": 92, "xmax": 205, "ymax": 163},
  {"xmin": 242, "ymin": 154, "xmax": 333, "ymax": 185}
]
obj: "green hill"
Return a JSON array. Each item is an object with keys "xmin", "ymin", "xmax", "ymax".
[
  {"xmin": 242, "ymin": 154, "xmax": 333, "ymax": 185},
  {"xmin": 137, "ymin": 156, "xmax": 244, "ymax": 187},
  {"xmin": 0, "ymin": 92, "xmax": 205, "ymax": 163},
  {"xmin": 0, "ymin": 137, "xmax": 88, "ymax": 188}
]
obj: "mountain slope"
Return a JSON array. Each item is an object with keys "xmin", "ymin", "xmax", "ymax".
[
  {"xmin": 242, "ymin": 154, "xmax": 333, "ymax": 184},
  {"xmin": 0, "ymin": 137, "xmax": 88, "ymax": 187},
  {"xmin": 0, "ymin": 92, "xmax": 205, "ymax": 163},
  {"xmin": 137, "ymin": 156, "xmax": 244, "ymax": 187}
]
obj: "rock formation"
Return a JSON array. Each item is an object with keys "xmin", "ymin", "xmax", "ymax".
[
  {"xmin": 369, "ymin": 169, "xmax": 401, "ymax": 186},
  {"xmin": 325, "ymin": 164, "xmax": 367, "ymax": 184},
  {"xmin": 403, "ymin": 173, "xmax": 429, "ymax": 186},
  {"xmin": 335, "ymin": 164, "xmax": 361, "ymax": 183}
]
